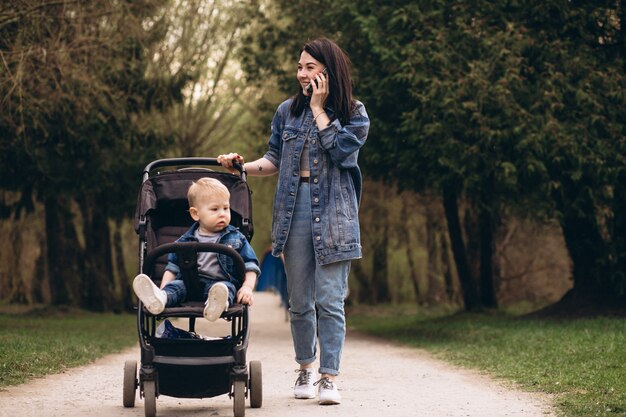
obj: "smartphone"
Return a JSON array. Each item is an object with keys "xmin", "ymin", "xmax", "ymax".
[{"xmin": 306, "ymin": 67, "xmax": 328, "ymax": 94}]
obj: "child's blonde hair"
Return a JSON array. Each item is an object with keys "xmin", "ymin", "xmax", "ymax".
[{"xmin": 187, "ymin": 177, "xmax": 230, "ymax": 207}]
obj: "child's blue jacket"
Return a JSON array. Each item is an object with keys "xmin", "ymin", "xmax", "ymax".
[{"xmin": 165, "ymin": 223, "xmax": 260, "ymax": 287}]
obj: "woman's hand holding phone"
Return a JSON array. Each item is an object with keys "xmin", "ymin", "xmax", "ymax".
[
  {"xmin": 307, "ymin": 67, "xmax": 328, "ymax": 95},
  {"xmin": 308, "ymin": 67, "xmax": 329, "ymax": 118}
]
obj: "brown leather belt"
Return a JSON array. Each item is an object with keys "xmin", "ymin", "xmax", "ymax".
[{"xmin": 299, "ymin": 177, "xmax": 310, "ymax": 183}]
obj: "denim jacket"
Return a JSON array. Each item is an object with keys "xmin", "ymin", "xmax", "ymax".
[
  {"xmin": 165, "ymin": 223, "xmax": 261, "ymax": 287},
  {"xmin": 263, "ymin": 98, "xmax": 370, "ymax": 265}
]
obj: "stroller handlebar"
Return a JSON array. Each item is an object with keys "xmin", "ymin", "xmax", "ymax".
[
  {"xmin": 143, "ymin": 158, "xmax": 246, "ymax": 181},
  {"xmin": 143, "ymin": 242, "xmax": 247, "ymax": 281}
]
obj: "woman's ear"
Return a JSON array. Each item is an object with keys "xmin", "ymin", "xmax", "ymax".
[{"xmin": 189, "ymin": 206, "xmax": 200, "ymax": 221}]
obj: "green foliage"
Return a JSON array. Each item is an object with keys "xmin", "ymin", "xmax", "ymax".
[
  {"xmin": 148, "ymin": 0, "xmax": 266, "ymax": 158},
  {"xmin": 0, "ymin": 310, "xmax": 136, "ymax": 387},
  {"xmin": 349, "ymin": 309, "xmax": 626, "ymax": 416},
  {"xmin": 0, "ymin": 1, "xmax": 178, "ymax": 214},
  {"xmin": 242, "ymin": 0, "xmax": 626, "ymax": 299},
  {"xmin": 0, "ymin": 1, "xmax": 198, "ymax": 309}
]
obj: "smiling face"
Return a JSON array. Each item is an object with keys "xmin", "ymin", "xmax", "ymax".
[
  {"xmin": 189, "ymin": 195, "xmax": 231, "ymax": 235},
  {"xmin": 298, "ymin": 50, "xmax": 325, "ymax": 96}
]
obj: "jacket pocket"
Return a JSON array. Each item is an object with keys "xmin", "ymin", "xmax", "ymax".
[
  {"xmin": 281, "ymin": 128, "xmax": 298, "ymax": 142},
  {"xmin": 279, "ymin": 128, "xmax": 299, "ymax": 169}
]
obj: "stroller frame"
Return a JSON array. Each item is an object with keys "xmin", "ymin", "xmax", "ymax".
[{"xmin": 123, "ymin": 158, "xmax": 262, "ymax": 417}]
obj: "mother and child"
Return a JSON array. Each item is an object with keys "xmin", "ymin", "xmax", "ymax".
[{"xmin": 134, "ymin": 37, "xmax": 369, "ymax": 406}]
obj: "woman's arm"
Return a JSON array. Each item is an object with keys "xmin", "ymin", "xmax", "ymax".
[
  {"xmin": 216, "ymin": 154, "xmax": 278, "ymax": 177},
  {"xmin": 244, "ymin": 157, "xmax": 278, "ymax": 176},
  {"xmin": 317, "ymin": 102, "xmax": 370, "ymax": 169}
]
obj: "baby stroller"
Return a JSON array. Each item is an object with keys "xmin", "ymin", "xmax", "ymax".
[{"xmin": 123, "ymin": 157, "xmax": 262, "ymax": 417}]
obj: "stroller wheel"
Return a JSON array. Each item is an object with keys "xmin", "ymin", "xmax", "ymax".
[
  {"xmin": 123, "ymin": 360, "xmax": 137, "ymax": 407},
  {"xmin": 249, "ymin": 361, "xmax": 262, "ymax": 408},
  {"xmin": 143, "ymin": 380, "xmax": 157, "ymax": 417},
  {"xmin": 233, "ymin": 380, "xmax": 246, "ymax": 417}
]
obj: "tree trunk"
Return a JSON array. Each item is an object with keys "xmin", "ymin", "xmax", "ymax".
[
  {"xmin": 405, "ymin": 239, "xmax": 422, "ymax": 304},
  {"xmin": 463, "ymin": 205, "xmax": 481, "ymax": 288},
  {"xmin": 612, "ymin": 170, "xmax": 626, "ymax": 298},
  {"xmin": 400, "ymin": 197, "xmax": 421, "ymax": 303},
  {"xmin": 459, "ymin": 195, "xmax": 498, "ymax": 309},
  {"xmin": 560, "ymin": 213, "xmax": 608, "ymax": 295},
  {"xmin": 425, "ymin": 200, "xmax": 439, "ymax": 304},
  {"xmin": 555, "ymin": 180, "xmax": 611, "ymax": 301},
  {"xmin": 479, "ymin": 206, "xmax": 498, "ymax": 308},
  {"xmin": 33, "ymin": 247, "xmax": 48, "ymax": 304},
  {"xmin": 442, "ymin": 186, "xmax": 480, "ymax": 311},
  {"xmin": 8, "ymin": 213, "xmax": 28, "ymax": 304},
  {"xmin": 536, "ymin": 211, "xmax": 625, "ymax": 315},
  {"xmin": 533, "ymin": 187, "xmax": 626, "ymax": 316},
  {"xmin": 372, "ymin": 223, "xmax": 390, "ymax": 303},
  {"xmin": 439, "ymin": 224, "xmax": 457, "ymax": 303},
  {"xmin": 78, "ymin": 194, "xmax": 114, "ymax": 311},
  {"xmin": 44, "ymin": 195, "xmax": 82, "ymax": 306},
  {"xmin": 114, "ymin": 219, "xmax": 134, "ymax": 312}
]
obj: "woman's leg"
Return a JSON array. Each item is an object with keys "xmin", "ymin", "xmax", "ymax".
[
  {"xmin": 283, "ymin": 183, "xmax": 317, "ymax": 367},
  {"xmin": 315, "ymin": 260, "xmax": 350, "ymax": 376}
]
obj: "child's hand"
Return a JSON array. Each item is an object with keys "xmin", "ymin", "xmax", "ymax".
[{"xmin": 237, "ymin": 286, "xmax": 254, "ymax": 306}]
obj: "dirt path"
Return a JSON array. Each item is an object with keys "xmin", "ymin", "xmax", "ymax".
[{"xmin": 0, "ymin": 292, "xmax": 556, "ymax": 417}]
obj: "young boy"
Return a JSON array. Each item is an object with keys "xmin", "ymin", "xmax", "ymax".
[{"xmin": 133, "ymin": 177, "xmax": 260, "ymax": 321}]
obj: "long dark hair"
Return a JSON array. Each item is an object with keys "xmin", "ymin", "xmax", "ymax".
[{"xmin": 290, "ymin": 38, "xmax": 355, "ymax": 126}]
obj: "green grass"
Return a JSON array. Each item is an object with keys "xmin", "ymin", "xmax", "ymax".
[
  {"xmin": 0, "ymin": 309, "xmax": 137, "ymax": 387},
  {"xmin": 347, "ymin": 307, "xmax": 626, "ymax": 417}
]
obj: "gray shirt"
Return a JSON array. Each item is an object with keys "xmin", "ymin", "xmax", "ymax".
[
  {"xmin": 194, "ymin": 229, "xmax": 227, "ymax": 279},
  {"xmin": 300, "ymin": 138, "xmax": 310, "ymax": 175}
]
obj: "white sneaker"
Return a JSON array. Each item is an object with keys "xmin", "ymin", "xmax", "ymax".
[
  {"xmin": 204, "ymin": 282, "xmax": 229, "ymax": 321},
  {"xmin": 133, "ymin": 274, "xmax": 167, "ymax": 315},
  {"xmin": 293, "ymin": 369, "xmax": 316, "ymax": 399},
  {"xmin": 316, "ymin": 377, "xmax": 341, "ymax": 405}
]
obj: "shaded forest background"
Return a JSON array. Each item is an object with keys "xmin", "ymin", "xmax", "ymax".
[{"xmin": 1, "ymin": 0, "xmax": 624, "ymax": 314}]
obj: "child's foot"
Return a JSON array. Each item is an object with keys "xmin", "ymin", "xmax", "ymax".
[
  {"xmin": 293, "ymin": 368, "xmax": 316, "ymax": 399},
  {"xmin": 316, "ymin": 377, "xmax": 341, "ymax": 405},
  {"xmin": 204, "ymin": 282, "xmax": 229, "ymax": 321},
  {"xmin": 133, "ymin": 274, "xmax": 167, "ymax": 315}
]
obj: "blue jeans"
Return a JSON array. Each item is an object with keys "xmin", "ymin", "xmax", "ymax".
[
  {"xmin": 283, "ymin": 183, "xmax": 350, "ymax": 376},
  {"xmin": 162, "ymin": 277, "xmax": 236, "ymax": 306}
]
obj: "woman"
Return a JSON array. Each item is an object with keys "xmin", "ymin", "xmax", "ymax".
[{"xmin": 218, "ymin": 37, "xmax": 369, "ymax": 405}]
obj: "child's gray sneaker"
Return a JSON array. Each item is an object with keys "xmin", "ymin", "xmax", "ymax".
[
  {"xmin": 316, "ymin": 377, "xmax": 341, "ymax": 405},
  {"xmin": 204, "ymin": 282, "xmax": 229, "ymax": 321},
  {"xmin": 133, "ymin": 274, "xmax": 167, "ymax": 315},
  {"xmin": 293, "ymin": 369, "xmax": 316, "ymax": 399}
]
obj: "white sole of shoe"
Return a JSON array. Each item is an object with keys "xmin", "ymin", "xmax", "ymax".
[
  {"xmin": 294, "ymin": 391, "xmax": 316, "ymax": 399},
  {"xmin": 319, "ymin": 382, "xmax": 341, "ymax": 405},
  {"xmin": 204, "ymin": 283, "xmax": 228, "ymax": 321},
  {"xmin": 319, "ymin": 397, "xmax": 341, "ymax": 405},
  {"xmin": 133, "ymin": 274, "xmax": 165, "ymax": 315}
]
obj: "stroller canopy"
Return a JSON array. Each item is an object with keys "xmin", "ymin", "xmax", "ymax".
[{"xmin": 134, "ymin": 169, "xmax": 253, "ymax": 241}]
